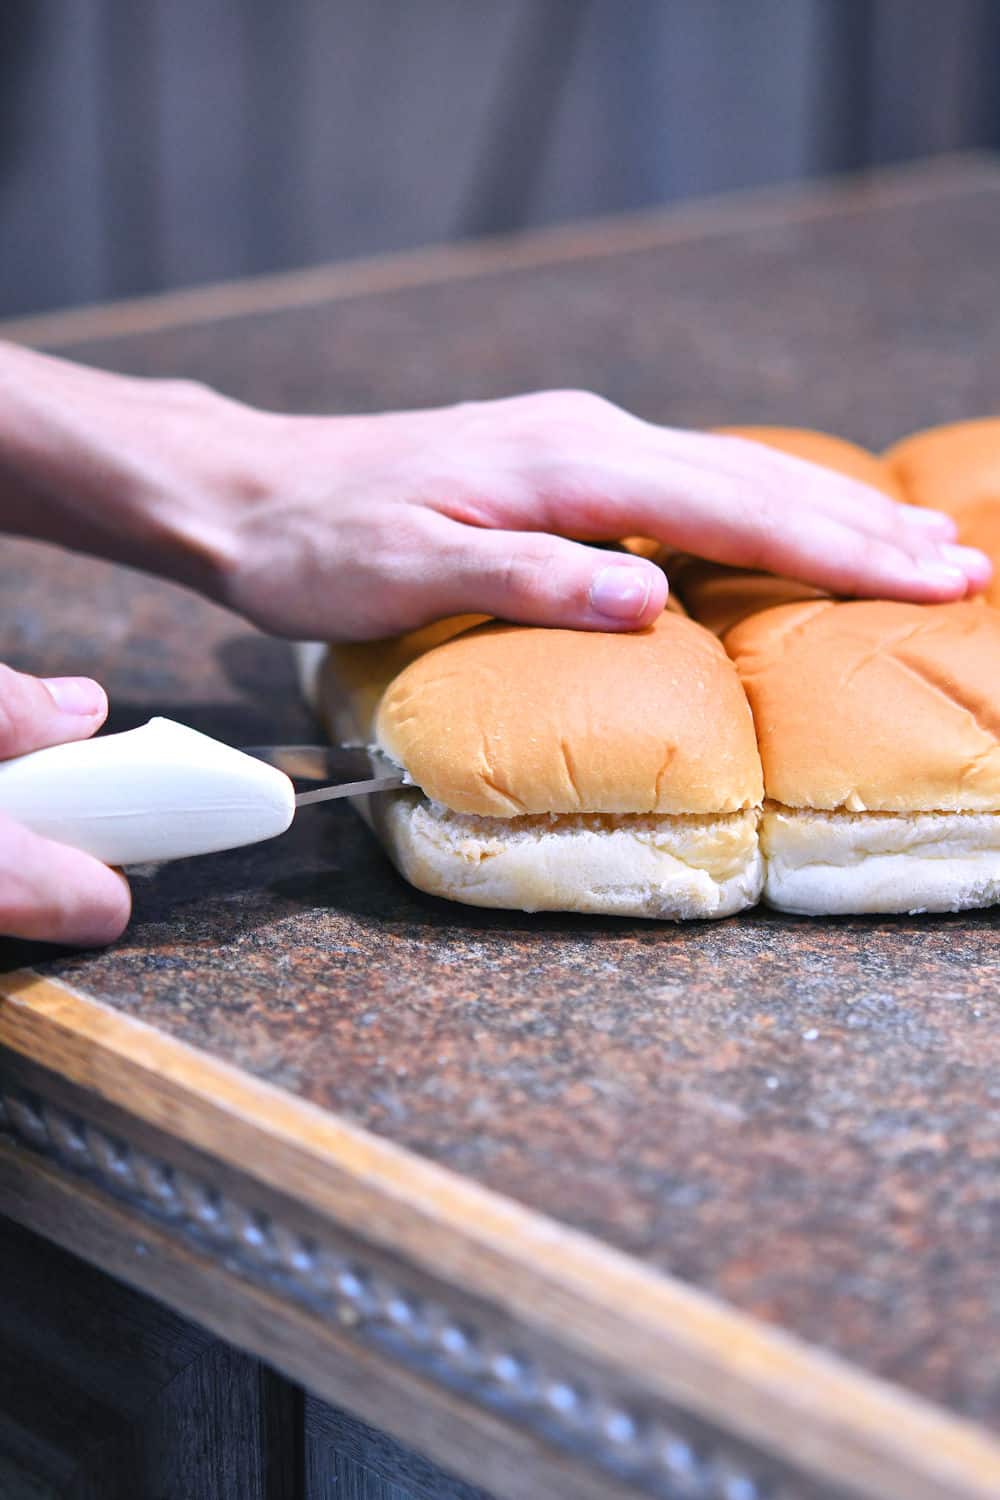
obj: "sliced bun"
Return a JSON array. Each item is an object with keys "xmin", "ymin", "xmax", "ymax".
[
  {"xmin": 373, "ymin": 612, "xmax": 763, "ymax": 817},
  {"xmin": 372, "ymin": 798, "xmax": 762, "ymax": 918},
  {"xmin": 726, "ymin": 599, "xmax": 1000, "ymax": 813},
  {"xmin": 762, "ymin": 807, "xmax": 1000, "ymax": 916},
  {"xmin": 317, "ymin": 609, "xmax": 764, "ymax": 919},
  {"xmin": 885, "ymin": 419, "xmax": 1000, "ymax": 607}
]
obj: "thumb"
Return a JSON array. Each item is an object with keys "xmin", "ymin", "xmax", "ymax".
[
  {"xmin": 0, "ymin": 811, "xmax": 131, "ymax": 946},
  {"xmin": 0, "ymin": 664, "xmax": 108, "ymax": 759},
  {"xmin": 435, "ymin": 524, "xmax": 669, "ymax": 630}
]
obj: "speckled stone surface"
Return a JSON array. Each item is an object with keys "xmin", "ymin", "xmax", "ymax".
[{"xmin": 2, "ymin": 165, "xmax": 1000, "ymax": 1428}]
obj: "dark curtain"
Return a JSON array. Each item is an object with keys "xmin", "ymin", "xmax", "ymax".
[{"xmin": 2, "ymin": 0, "xmax": 999, "ymax": 319}]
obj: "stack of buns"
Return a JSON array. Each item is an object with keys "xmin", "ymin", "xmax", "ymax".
[
  {"xmin": 314, "ymin": 420, "xmax": 1000, "ymax": 921},
  {"xmin": 675, "ymin": 425, "xmax": 1000, "ymax": 916}
]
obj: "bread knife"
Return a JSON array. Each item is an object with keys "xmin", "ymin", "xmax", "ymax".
[{"xmin": 0, "ymin": 716, "xmax": 405, "ymax": 866}]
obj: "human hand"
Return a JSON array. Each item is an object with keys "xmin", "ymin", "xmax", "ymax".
[
  {"xmin": 1, "ymin": 345, "xmax": 989, "ymax": 641},
  {"xmin": 0, "ymin": 667, "xmax": 130, "ymax": 945},
  {"xmin": 220, "ymin": 391, "xmax": 990, "ymax": 638}
]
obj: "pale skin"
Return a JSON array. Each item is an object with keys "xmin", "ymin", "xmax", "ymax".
[{"xmin": 0, "ymin": 342, "xmax": 991, "ymax": 945}]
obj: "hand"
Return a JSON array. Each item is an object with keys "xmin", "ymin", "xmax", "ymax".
[
  {"xmin": 0, "ymin": 667, "xmax": 130, "ymax": 945},
  {"xmin": 0, "ymin": 347, "xmax": 990, "ymax": 641},
  {"xmin": 219, "ymin": 392, "xmax": 991, "ymax": 639}
]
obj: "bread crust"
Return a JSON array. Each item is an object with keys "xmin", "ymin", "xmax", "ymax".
[
  {"xmin": 727, "ymin": 599, "xmax": 1000, "ymax": 812},
  {"xmin": 885, "ymin": 419, "xmax": 1000, "ymax": 607},
  {"xmin": 373, "ymin": 611, "xmax": 763, "ymax": 817}
]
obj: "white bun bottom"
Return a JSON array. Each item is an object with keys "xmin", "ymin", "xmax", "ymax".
[
  {"xmin": 762, "ymin": 807, "xmax": 1000, "ymax": 915},
  {"xmin": 366, "ymin": 795, "xmax": 763, "ymax": 920}
]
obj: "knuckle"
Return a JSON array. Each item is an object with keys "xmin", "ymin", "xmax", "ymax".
[
  {"xmin": 516, "ymin": 391, "xmax": 624, "ymax": 480},
  {"xmin": 160, "ymin": 376, "xmax": 210, "ymax": 403},
  {"xmin": 522, "ymin": 388, "xmax": 618, "ymax": 429},
  {"xmin": 495, "ymin": 546, "xmax": 556, "ymax": 608},
  {"xmin": 554, "ymin": 388, "xmax": 616, "ymax": 422}
]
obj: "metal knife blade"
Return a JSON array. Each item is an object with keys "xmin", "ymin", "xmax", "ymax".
[{"xmin": 243, "ymin": 744, "xmax": 407, "ymax": 805}]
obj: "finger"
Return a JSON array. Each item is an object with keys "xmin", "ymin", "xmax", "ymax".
[
  {"xmin": 463, "ymin": 413, "xmax": 983, "ymax": 595},
  {"xmin": 608, "ymin": 442, "xmax": 991, "ymax": 599},
  {"xmin": 939, "ymin": 543, "xmax": 993, "ymax": 594},
  {"xmin": 0, "ymin": 812, "xmax": 131, "ymax": 946},
  {"xmin": 453, "ymin": 396, "xmax": 959, "ymax": 557},
  {"xmin": 896, "ymin": 506, "xmax": 958, "ymax": 540},
  {"xmin": 734, "ymin": 509, "xmax": 985, "ymax": 602},
  {"xmin": 0, "ymin": 665, "xmax": 108, "ymax": 759},
  {"xmin": 701, "ymin": 435, "xmax": 960, "ymax": 550},
  {"xmin": 426, "ymin": 517, "xmax": 669, "ymax": 630}
]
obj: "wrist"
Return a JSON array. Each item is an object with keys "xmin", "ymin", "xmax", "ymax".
[
  {"xmin": 0, "ymin": 344, "xmax": 250, "ymax": 596},
  {"xmin": 213, "ymin": 410, "xmax": 348, "ymax": 634}
]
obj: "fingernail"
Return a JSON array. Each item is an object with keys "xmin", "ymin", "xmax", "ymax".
[
  {"xmin": 589, "ymin": 565, "xmax": 652, "ymax": 620},
  {"xmin": 905, "ymin": 507, "xmax": 957, "ymax": 537},
  {"xmin": 941, "ymin": 543, "xmax": 993, "ymax": 581},
  {"xmin": 914, "ymin": 559, "xmax": 967, "ymax": 588},
  {"xmin": 43, "ymin": 676, "xmax": 107, "ymax": 716}
]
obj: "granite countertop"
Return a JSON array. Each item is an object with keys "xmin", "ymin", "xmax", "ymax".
[{"xmin": 2, "ymin": 160, "xmax": 999, "ymax": 1430}]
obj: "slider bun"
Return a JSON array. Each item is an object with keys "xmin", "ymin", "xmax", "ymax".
[
  {"xmin": 885, "ymin": 419, "xmax": 1000, "ymax": 606},
  {"xmin": 669, "ymin": 559, "xmax": 824, "ymax": 640},
  {"xmin": 374, "ymin": 611, "xmax": 763, "ymax": 816},
  {"xmin": 319, "ymin": 616, "xmax": 487, "ymax": 744},
  {"xmin": 885, "ymin": 418, "xmax": 1000, "ymax": 512},
  {"xmin": 726, "ymin": 599, "xmax": 1000, "ymax": 812}
]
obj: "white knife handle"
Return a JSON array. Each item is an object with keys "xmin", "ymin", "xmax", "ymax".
[{"xmin": 0, "ymin": 717, "xmax": 296, "ymax": 866}]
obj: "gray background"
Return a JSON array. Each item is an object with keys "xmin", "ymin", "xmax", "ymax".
[{"xmin": 3, "ymin": 0, "xmax": 999, "ymax": 320}]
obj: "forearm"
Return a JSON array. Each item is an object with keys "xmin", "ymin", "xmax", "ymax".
[{"xmin": 0, "ymin": 342, "xmax": 242, "ymax": 592}]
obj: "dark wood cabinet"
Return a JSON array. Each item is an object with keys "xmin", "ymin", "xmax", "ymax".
[{"xmin": 0, "ymin": 1219, "xmax": 490, "ymax": 1500}]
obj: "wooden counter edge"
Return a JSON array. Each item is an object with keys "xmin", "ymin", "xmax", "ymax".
[
  {"xmin": 1, "ymin": 151, "xmax": 998, "ymax": 352},
  {"xmin": 1, "ymin": 965, "xmax": 998, "ymax": 1500}
]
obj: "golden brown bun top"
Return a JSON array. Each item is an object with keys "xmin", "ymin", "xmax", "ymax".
[
  {"xmin": 885, "ymin": 418, "xmax": 1000, "ymax": 607},
  {"xmin": 726, "ymin": 599, "xmax": 1000, "ymax": 811},
  {"xmin": 374, "ymin": 611, "xmax": 763, "ymax": 816},
  {"xmin": 885, "ymin": 418, "xmax": 1000, "ymax": 512},
  {"xmin": 319, "ymin": 616, "xmax": 487, "ymax": 744},
  {"xmin": 672, "ymin": 427, "xmax": 904, "ymax": 636},
  {"xmin": 670, "ymin": 559, "xmax": 824, "ymax": 639}
]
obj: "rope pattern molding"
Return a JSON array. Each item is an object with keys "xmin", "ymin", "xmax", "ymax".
[{"xmin": 0, "ymin": 1085, "xmax": 804, "ymax": 1500}]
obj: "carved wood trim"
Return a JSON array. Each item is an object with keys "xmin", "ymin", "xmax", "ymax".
[
  {"xmin": 3, "ymin": 969, "xmax": 1000, "ymax": 1500},
  {"xmin": 0, "ymin": 1081, "xmax": 800, "ymax": 1500}
]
